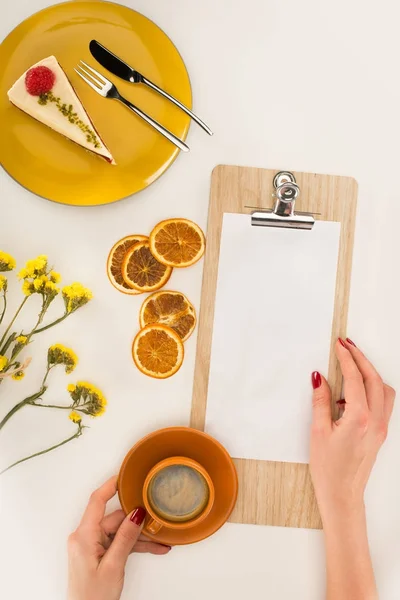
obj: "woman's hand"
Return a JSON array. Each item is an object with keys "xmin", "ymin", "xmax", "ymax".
[
  {"xmin": 68, "ymin": 476, "xmax": 170, "ymax": 600},
  {"xmin": 310, "ymin": 338, "xmax": 395, "ymax": 517},
  {"xmin": 310, "ymin": 338, "xmax": 395, "ymax": 600}
]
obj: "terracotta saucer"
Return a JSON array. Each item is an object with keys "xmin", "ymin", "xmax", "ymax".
[{"xmin": 118, "ymin": 427, "xmax": 238, "ymax": 545}]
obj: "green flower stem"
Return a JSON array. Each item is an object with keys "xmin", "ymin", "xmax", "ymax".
[
  {"xmin": 31, "ymin": 401, "xmax": 89, "ymax": 412},
  {"xmin": 32, "ymin": 403, "xmax": 72, "ymax": 410},
  {"xmin": 0, "ymin": 387, "xmax": 46, "ymax": 431},
  {"xmin": 0, "ymin": 399, "xmax": 28, "ymax": 429},
  {"xmin": 41, "ymin": 364, "xmax": 53, "ymax": 389},
  {"xmin": 10, "ymin": 337, "xmax": 24, "ymax": 361},
  {"xmin": 0, "ymin": 291, "xmax": 7, "ymax": 325},
  {"xmin": 0, "ymin": 332, "xmax": 16, "ymax": 388},
  {"xmin": 9, "ymin": 299, "xmax": 47, "ymax": 369},
  {"xmin": 0, "ymin": 426, "xmax": 83, "ymax": 475},
  {"xmin": 0, "ymin": 297, "xmax": 28, "ymax": 352},
  {"xmin": 30, "ymin": 297, "xmax": 48, "ymax": 335},
  {"xmin": 1, "ymin": 332, "xmax": 16, "ymax": 357},
  {"xmin": 33, "ymin": 312, "xmax": 69, "ymax": 335}
]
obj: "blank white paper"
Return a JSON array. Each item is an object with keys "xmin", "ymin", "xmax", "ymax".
[{"xmin": 205, "ymin": 213, "xmax": 340, "ymax": 464}]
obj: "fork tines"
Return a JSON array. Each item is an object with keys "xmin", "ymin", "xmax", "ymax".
[{"xmin": 74, "ymin": 61, "xmax": 111, "ymax": 95}]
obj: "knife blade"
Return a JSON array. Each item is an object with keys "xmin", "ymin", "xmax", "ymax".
[
  {"xmin": 89, "ymin": 40, "xmax": 213, "ymax": 135},
  {"xmin": 89, "ymin": 40, "xmax": 142, "ymax": 83}
]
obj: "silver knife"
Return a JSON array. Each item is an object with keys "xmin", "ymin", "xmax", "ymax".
[{"xmin": 89, "ymin": 40, "xmax": 213, "ymax": 136}]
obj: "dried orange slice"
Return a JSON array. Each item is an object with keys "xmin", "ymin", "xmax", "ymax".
[
  {"xmin": 122, "ymin": 241, "xmax": 172, "ymax": 292},
  {"xmin": 132, "ymin": 324, "xmax": 184, "ymax": 379},
  {"xmin": 107, "ymin": 235, "xmax": 148, "ymax": 294},
  {"xmin": 149, "ymin": 218, "xmax": 205, "ymax": 268},
  {"xmin": 139, "ymin": 291, "xmax": 196, "ymax": 342}
]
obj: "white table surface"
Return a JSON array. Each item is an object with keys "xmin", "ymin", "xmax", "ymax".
[{"xmin": 1, "ymin": 1, "xmax": 400, "ymax": 598}]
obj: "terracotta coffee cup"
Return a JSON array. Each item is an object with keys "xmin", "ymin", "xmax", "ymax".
[{"xmin": 142, "ymin": 456, "xmax": 215, "ymax": 535}]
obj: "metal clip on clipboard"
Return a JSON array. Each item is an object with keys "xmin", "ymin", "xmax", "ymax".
[{"xmin": 251, "ymin": 171, "xmax": 315, "ymax": 230}]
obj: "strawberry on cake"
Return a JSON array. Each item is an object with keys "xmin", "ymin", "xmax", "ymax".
[{"xmin": 7, "ymin": 56, "xmax": 115, "ymax": 164}]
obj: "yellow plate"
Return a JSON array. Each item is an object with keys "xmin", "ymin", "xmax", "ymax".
[{"xmin": 0, "ymin": 1, "xmax": 191, "ymax": 206}]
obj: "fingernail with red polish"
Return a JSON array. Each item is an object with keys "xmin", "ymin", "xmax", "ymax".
[
  {"xmin": 338, "ymin": 338, "xmax": 346, "ymax": 348},
  {"xmin": 130, "ymin": 507, "xmax": 146, "ymax": 525},
  {"xmin": 336, "ymin": 399, "xmax": 346, "ymax": 405},
  {"xmin": 346, "ymin": 338, "xmax": 356, "ymax": 347},
  {"xmin": 311, "ymin": 371, "xmax": 322, "ymax": 389}
]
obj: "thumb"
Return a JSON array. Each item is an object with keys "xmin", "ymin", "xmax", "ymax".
[
  {"xmin": 311, "ymin": 371, "xmax": 332, "ymax": 432},
  {"xmin": 103, "ymin": 507, "xmax": 146, "ymax": 568}
]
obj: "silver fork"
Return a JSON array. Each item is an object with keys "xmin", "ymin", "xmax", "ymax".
[{"xmin": 74, "ymin": 61, "xmax": 190, "ymax": 153}]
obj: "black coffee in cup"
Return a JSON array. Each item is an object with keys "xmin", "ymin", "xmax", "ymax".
[{"xmin": 147, "ymin": 464, "xmax": 209, "ymax": 522}]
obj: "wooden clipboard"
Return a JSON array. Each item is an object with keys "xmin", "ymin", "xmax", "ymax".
[{"xmin": 190, "ymin": 165, "xmax": 358, "ymax": 529}]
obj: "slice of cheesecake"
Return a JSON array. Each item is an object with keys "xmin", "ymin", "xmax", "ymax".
[{"xmin": 8, "ymin": 56, "xmax": 115, "ymax": 164}]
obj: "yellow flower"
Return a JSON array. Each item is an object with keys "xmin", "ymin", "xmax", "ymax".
[
  {"xmin": 49, "ymin": 271, "xmax": 61, "ymax": 284},
  {"xmin": 68, "ymin": 381, "xmax": 107, "ymax": 417},
  {"xmin": 21, "ymin": 272, "xmax": 59, "ymax": 298},
  {"xmin": 11, "ymin": 371, "xmax": 25, "ymax": 381},
  {"xmin": 33, "ymin": 275, "xmax": 48, "ymax": 292},
  {"xmin": 0, "ymin": 251, "xmax": 16, "ymax": 272},
  {"xmin": 14, "ymin": 335, "xmax": 28, "ymax": 351},
  {"xmin": 18, "ymin": 268, "xmax": 28, "ymax": 279},
  {"xmin": 76, "ymin": 380, "xmax": 94, "ymax": 391},
  {"xmin": 62, "ymin": 282, "xmax": 93, "ymax": 313},
  {"xmin": 67, "ymin": 383, "xmax": 76, "ymax": 393},
  {"xmin": 19, "ymin": 255, "xmax": 47, "ymax": 278},
  {"xmin": 93, "ymin": 402, "xmax": 106, "ymax": 417},
  {"xmin": 22, "ymin": 280, "xmax": 34, "ymax": 296},
  {"xmin": 48, "ymin": 344, "xmax": 78, "ymax": 374},
  {"xmin": 0, "ymin": 275, "xmax": 7, "ymax": 291},
  {"xmin": 44, "ymin": 280, "xmax": 59, "ymax": 294},
  {"xmin": 69, "ymin": 411, "xmax": 82, "ymax": 424},
  {"xmin": 0, "ymin": 355, "xmax": 8, "ymax": 372},
  {"xmin": 23, "ymin": 255, "xmax": 48, "ymax": 278}
]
